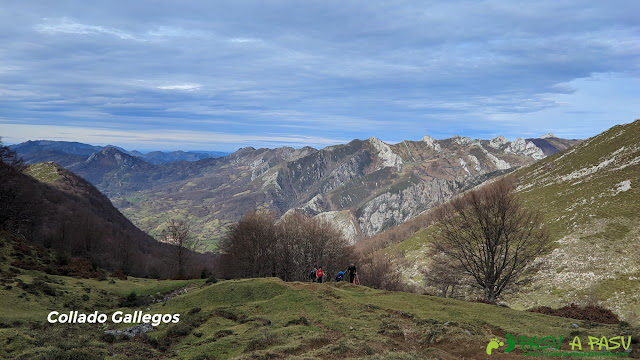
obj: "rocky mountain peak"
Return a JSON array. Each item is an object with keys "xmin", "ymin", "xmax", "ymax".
[
  {"xmin": 489, "ymin": 135, "xmax": 508, "ymax": 149},
  {"xmin": 451, "ymin": 135, "xmax": 473, "ymax": 146},
  {"xmin": 421, "ymin": 135, "xmax": 442, "ymax": 152},
  {"xmin": 86, "ymin": 146, "xmax": 142, "ymax": 168},
  {"xmin": 366, "ymin": 137, "xmax": 403, "ymax": 171}
]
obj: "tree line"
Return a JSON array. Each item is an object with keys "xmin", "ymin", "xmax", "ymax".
[{"xmin": 219, "ymin": 211, "xmax": 353, "ymax": 282}]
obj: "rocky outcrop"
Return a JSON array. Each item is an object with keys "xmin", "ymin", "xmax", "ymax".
[
  {"xmin": 480, "ymin": 146, "xmax": 511, "ymax": 170},
  {"xmin": 315, "ymin": 210, "xmax": 360, "ymax": 244},
  {"xmin": 489, "ymin": 135, "xmax": 508, "ymax": 149},
  {"xmin": 451, "ymin": 135, "xmax": 473, "ymax": 146},
  {"xmin": 506, "ymin": 138, "xmax": 545, "ymax": 160},
  {"xmin": 320, "ymin": 151, "xmax": 371, "ymax": 194},
  {"xmin": 356, "ymin": 169, "xmax": 513, "ymax": 236},
  {"xmin": 301, "ymin": 194, "xmax": 327, "ymax": 215},
  {"xmin": 357, "ymin": 178, "xmax": 461, "ymax": 236}
]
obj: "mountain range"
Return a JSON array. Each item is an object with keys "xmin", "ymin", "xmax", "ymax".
[
  {"xmin": 10, "ymin": 140, "xmax": 228, "ymax": 166},
  {"xmin": 12, "ymin": 134, "xmax": 579, "ymax": 249},
  {"xmin": 2, "ymin": 122, "xmax": 639, "ymax": 358}
]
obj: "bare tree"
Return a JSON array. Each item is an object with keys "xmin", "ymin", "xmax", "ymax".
[
  {"xmin": 219, "ymin": 211, "xmax": 277, "ymax": 279},
  {"xmin": 430, "ymin": 177, "xmax": 551, "ymax": 303},
  {"xmin": 358, "ymin": 251, "xmax": 405, "ymax": 291},
  {"xmin": 275, "ymin": 211, "xmax": 307, "ymax": 281},
  {"xmin": 422, "ymin": 251, "xmax": 470, "ymax": 298},
  {"xmin": 219, "ymin": 210, "xmax": 352, "ymax": 282},
  {"xmin": 161, "ymin": 219, "xmax": 202, "ymax": 278},
  {"xmin": 302, "ymin": 215, "xmax": 352, "ymax": 280}
]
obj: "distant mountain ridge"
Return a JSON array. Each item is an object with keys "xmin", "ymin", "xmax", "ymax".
[
  {"xmin": 14, "ymin": 134, "xmax": 579, "ymax": 250},
  {"xmin": 10, "ymin": 140, "xmax": 229, "ymax": 165}
]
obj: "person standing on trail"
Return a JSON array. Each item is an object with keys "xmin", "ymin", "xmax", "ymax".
[
  {"xmin": 348, "ymin": 263, "xmax": 357, "ymax": 284},
  {"xmin": 316, "ymin": 266, "xmax": 324, "ymax": 283},
  {"xmin": 335, "ymin": 271, "xmax": 344, "ymax": 282},
  {"xmin": 309, "ymin": 267, "xmax": 317, "ymax": 282}
]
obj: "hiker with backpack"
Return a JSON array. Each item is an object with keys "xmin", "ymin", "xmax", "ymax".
[
  {"xmin": 348, "ymin": 263, "xmax": 357, "ymax": 284},
  {"xmin": 316, "ymin": 266, "xmax": 324, "ymax": 283},
  {"xmin": 309, "ymin": 267, "xmax": 317, "ymax": 282},
  {"xmin": 335, "ymin": 271, "xmax": 344, "ymax": 282}
]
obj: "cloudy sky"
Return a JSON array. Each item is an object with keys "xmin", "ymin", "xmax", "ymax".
[{"xmin": 1, "ymin": 1, "xmax": 638, "ymax": 152}]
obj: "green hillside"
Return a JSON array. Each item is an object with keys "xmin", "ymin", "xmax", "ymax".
[
  {"xmin": 2, "ymin": 227, "xmax": 638, "ymax": 359},
  {"xmin": 510, "ymin": 119, "xmax": 640, "ymax": 316},
  {"xmin": 2, "ymin": 275, "xmax": 636, "ymax": 359},
  {"xmin": 384, "ymin": 119, "xmax": 640, "ymax": 319}
]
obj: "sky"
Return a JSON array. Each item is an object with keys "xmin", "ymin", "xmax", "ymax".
[{"xmin": 1, "ymin": 1, "xmax": 639, "ymax": 152}]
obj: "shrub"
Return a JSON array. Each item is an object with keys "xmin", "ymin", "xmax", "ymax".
[
  {"xmin": 135, "ymin": 333, "xmax": 158, "ymax": 348},
  {"xmin": 100, "ymin": 332, "xmax": 116, "ymax": 343},
  {"xmin": 214, "ymin": 329, "xmax": 233, "ymax": 338},
  {"xmin": 35, "ymin": 348, "xmax": 104, "ymax": 360},
  {"xmin": 188, "ymin": 307, "xmax": 201, "ymax": 315},
  {"xmin": 285, "ymin": 317, "xmax": 310, "ymax": 326},
  {"xmin": 166, "ymin": 322, "xmax": 195, "ymax": 337},
  {"xmin": 245, "ymin": 333, "xmax": 281, "ymax": 352},
  {"xmin": 212, "ymin": 309, "xmax": 241, "ymax": 322},
  {"xmin": 55, "ymin": 251, "xmax": 70, "ymax": 266},
  {"xmin": 200, "ymin": 268, "xmax": 212, "ymax": 279},
  {"xmin": 17, "ymin": 279, "xmax": 57, "ymax": 296},
  {"xmin": 120, "ymin": 291, "xmax": 139, "ymax": 307},
  {"xmin": 111, "ymin": 269, "xmax": 127, "ymax": 280}
]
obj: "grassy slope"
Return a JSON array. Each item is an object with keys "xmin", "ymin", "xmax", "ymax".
[
  {"xmin": 24, "ymin": 162, "xmax": 60, "ymax": 183},
  {"xmin": 509, "ymin": 120, "xmax": 640, "ymax": 316},
  {"xmin": 382, "ymin": 120, "xmax": 640, "ymax": 318},
  {"xmin": 145, "ymin": 278, "xmax": 638, "ymax": 359},
  {"xmin": 0, "ymin": 233, "xmax": 198, "ymax": 324},
  {"xmin": 2, "ymin": 272, "xmax": 637, "ymax": 359},
  {"xmin": 3, "ymin": 232, "xmax": 635, "ymax": 358}
]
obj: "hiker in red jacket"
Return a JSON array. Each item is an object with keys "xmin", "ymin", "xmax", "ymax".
[{"xmin": 316, "ymin": 266, "xmax": 324, "ymax": 283}]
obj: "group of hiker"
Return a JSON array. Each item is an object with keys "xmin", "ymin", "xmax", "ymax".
[{"xmin": 309, "ymin": 263, "xmax": 358, "ymax": 284}]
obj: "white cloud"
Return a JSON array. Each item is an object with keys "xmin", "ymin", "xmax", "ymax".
[
  {"xmin": 3, "ymin": 1, "xmax": 638, "ymax": 149},
  {"xmin": 157, "ymin": 84, "xmax": 202, "ymax": 91},
  {"xmin": 0, "ymin": 65, "xmax": 22, "ymax": 73},
  {"xmin": 229, "ymin": 37, "xmax": 260, "ymax": 43},
  {"xmin": 146, "ymin": 26, "xmax": 208, "ymax": 39},
  {"xmin": 0, "ymin": 122, "xmax": 345, "ymax": 150},
  {"xmin": 35, "ymin": 17, "xmax": 141, "ymax": 41}
]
